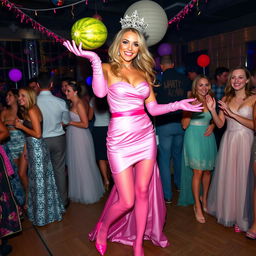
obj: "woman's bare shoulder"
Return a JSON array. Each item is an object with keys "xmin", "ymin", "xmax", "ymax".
[{"xmin": 102, "ymin": 63, "xmax": 111, "ymax": 70}]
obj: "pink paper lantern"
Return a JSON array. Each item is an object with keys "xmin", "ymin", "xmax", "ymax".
[
  {"xmin": 8, "ymin": 68, "xmax": 22, "ymax": 82},
  {"xmin": 158, "ymin": 43, "xmax": 172, "ymax": 56}
]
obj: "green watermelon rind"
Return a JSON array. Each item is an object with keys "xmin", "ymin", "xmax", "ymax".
[{"xmin": 71, "ymin": 17, "xmax": 108, "ymax": 50}]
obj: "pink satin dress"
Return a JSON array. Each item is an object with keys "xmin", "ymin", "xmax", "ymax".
[{"xmin": 89, "ymin": 81, "xmax": 169, "ymax": 247}]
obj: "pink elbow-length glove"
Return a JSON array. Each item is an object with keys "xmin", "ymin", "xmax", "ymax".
[
  {"xmin": 63, "ymin": 40, "xmax": 107, "ymax": 98},
  {"xmin": 146, "ymin": 99, "xmax": 203, "ymax": 116}
]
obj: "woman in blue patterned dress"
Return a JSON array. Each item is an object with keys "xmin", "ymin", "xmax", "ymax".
[
  {"xmin": 1, "ymin": 89, "xmax": 26, "ymax": 206},
  {"xmin": 0, "ymin": 119, "xmax": 21, "ymax": 255},
  {"xmin": 178, "ymin": 75, "xmax": 217, "ymax": 223},
  {"xmin": 14, "ymin": 87, "xmax": 64, "ymax": 226}
]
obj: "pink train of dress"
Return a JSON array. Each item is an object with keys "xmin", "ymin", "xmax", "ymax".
[{"xmin": 88, "ymin": 81, "xmax": 169, "ymax": 247}]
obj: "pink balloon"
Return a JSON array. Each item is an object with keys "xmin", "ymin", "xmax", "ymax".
[
  {"xmin": 158, "ymin": 43, "xmax": 172, "ymax": 56},
  {"xmin": 8, "ymin": 68, "xmax": 22, "ymax": 82}
]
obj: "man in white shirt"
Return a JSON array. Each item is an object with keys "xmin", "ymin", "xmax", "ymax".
[{"xmin": 37, "ymin": 72, "xmax": 70, "ymax": 207}]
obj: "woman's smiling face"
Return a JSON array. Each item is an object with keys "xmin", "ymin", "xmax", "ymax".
[{"xmin": 119, "ymin": 31, "xmax": 140, "ymax": 64}]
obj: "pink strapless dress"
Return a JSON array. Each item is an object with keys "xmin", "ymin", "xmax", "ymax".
[{"xmin": 88, "ymin": 81, "xmax": 169, "ymax": 247}]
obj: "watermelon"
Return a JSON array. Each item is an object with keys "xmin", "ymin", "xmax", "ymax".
[{"xmin": 71, "ymin": 17, "xmax": 108, "ymax": 50}]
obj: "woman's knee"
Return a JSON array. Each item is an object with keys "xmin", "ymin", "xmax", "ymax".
[
  {"xmin": 121, "ymin": 198, "xmax": 135, "ymax": 211},
  {"xmin": 135, "ymin": 186, "xmax": 149, "ymax": 200}
]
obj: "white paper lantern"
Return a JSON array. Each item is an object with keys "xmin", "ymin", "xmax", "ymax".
[{"xmin": 124, "ymin": 0, "xmax": 168, "ymax": 47}]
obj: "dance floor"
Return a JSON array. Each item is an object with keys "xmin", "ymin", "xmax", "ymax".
[{"xmin": 9, "ymin": 191, "xmax": 256, "ymax": 256}]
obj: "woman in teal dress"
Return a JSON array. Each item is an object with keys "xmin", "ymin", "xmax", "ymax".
[{"xmin": 178, "ymin": 75, "xmax": 217, "ymax": 223}]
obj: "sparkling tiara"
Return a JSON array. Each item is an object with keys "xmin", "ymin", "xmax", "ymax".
[{"xmin": 120, "ymin": 10, "xmax": 148, "ymax": 34}]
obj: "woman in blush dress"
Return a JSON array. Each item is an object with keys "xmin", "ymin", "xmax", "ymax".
[
  {"xmin": 15, "ymin": 87, "xmax": 64, "ymax": 226},
  {"xmin": 63, "ymin": 12, "xmax": 202, "ymax": 256},
  {"xmin": 178, "ymin": 75, "xmax": 217, "ymax": 224},
  {"xmin": 65, "ymin": 81, "xmax": 104, "ymax": 204},
  {"xmin": 206, "ymin": 67, "xmax": 256, "ymax": 232}
]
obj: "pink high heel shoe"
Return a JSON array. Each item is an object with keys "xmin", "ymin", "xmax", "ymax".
[
  {"xmin": 95, "ymin": 222, "xmax": 107, "ymax": 256},
  {"xmin": 234, "ymin": 224, "xmax": 241, "ymax": 233}
]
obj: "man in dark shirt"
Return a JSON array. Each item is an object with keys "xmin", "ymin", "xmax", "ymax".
[{"xmin": 155, "ymin": 55, "xmax": 191, "ymax": 203}]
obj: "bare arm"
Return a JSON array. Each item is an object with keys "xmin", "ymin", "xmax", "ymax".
[
  {"xmin": 0, "ymin": 110, "xmax": 6, "ymax": 122},
  {"xmin": 219, "ymin": 100, "xmax": 254, "ymax": 130},
  {"xmin": 181, "ymin": 111, "xmax": 192, "ymax": 129},
  {"xmin": 206, "ymin": 95, "xmax": 225, "ymax": 128},
  {"xmin": 0, "ymin": 120, "xmax": 9, "ymax": 141},
  {"xmin": 254, "ymin": 101, "xmax": 256, "ymax": 132},
  {"xmin": 88, "ymin": 105, "xmax": 94, "ymax": 121},
  {"xmin": 69, "ymin": 102, "xmax": 88, "ymax": 128},
  {"xmin": 15, "ymin": 106, "xmax": 42, "ymax": 138}
]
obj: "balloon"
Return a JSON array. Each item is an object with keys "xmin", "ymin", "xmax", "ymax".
[
  {"xmin": 51, "ymin": 0, "xmax": 64, "ymax": 6},
  {"xmin": 8, "ymin": 68, "xmax": 22, "ymax": 82},
  {"xmin": 197, "ymin": 54, "xmax": 210, "ymax": 68},
  {"xmin": 124, "ymin": 1, "xmax": 168, "ymax": 47},
  {"xmin": 86, "ymin": 76, "xmax": 92, "ymax": 86},
  {"xmin": 157, "ymin": 43, "xmax": 172, "ymax": 56}
]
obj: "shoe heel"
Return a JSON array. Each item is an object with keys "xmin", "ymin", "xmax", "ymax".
[
  {"xmin": 234, "ymin": 224, "xmax": 241, "ymax": 233},
  {"xmin": 95, "ymin": 222, "xmax": 107, "ymax": 255}
]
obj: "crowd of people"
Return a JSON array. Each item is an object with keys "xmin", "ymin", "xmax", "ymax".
[{"xmin": 0, "ymin": 13, "xmax": 256, "ymax": 256}]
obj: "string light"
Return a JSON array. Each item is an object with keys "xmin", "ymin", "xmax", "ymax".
[
  {"xmin": 13, "ymin": 0, "xmax": 100, "ymax": 12},
  {"xmin": 168, "ymin": 0, "xmax": 207, "ymax": 25}
]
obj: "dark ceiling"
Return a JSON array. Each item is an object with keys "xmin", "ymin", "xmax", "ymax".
[{"xmin": 1, "ymin": 0, "xmax": 256, "ymax": 45}]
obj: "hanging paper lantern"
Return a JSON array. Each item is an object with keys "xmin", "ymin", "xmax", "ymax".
[
  {"xmin": 8, "ymin": 68, "xmax": 22, "ymax": 82},
  {"xmin": 197, "ymin": 54, "xmax": 210, "ymax": 68},
  {"xmin": 158, "ymin": 43, "xmax": 172, "ymax": 56},
  {"xmin": 124, "ymin": 0, "xmax": 168, "ymax": 47},
  {"xmin": 71, "ymin": 17, "xmax": 108, "ymax": 50},
  {"xmin": 51, "ymin": 0, "xmax": 64, "ymax": 6}
]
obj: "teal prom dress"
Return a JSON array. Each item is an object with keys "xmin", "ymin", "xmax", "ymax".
[{"xmin": 178, "ymin": 111, "xmax": 217, "ymax": 206}]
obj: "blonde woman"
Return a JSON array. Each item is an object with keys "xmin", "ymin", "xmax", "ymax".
[
  {"xmin": 15, "ymin": 87, "xmax": 64, "ymax": 226},
  {"xmin": 64, "ymin": 20, "xmax": 202, "ymax": 255},
  {"xmin": 178, "ymin": 75, "xmax": 217, "ymax": 223}
]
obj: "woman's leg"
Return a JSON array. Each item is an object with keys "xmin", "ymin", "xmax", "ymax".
[
  {"xmin": 192, "ymin": 169, "xmax": 205, "ymax": 223},
  {"xmin": 96, "ymin": 166, "xmax": 135, "ymax": 246},
  {"xmin": 202, "ymin": 171, "xmax": 211, "ymax": 211},
  {"xmin": 18, "ymin": 147, "xmax": 28, "ymax": 207},
  {"xmin": 133, "ymin": 159, "xmax": 155, "ymax": 256},
  {"xmin": 98, "ymin": 160, "xmax": 110, "ymax": 190}
]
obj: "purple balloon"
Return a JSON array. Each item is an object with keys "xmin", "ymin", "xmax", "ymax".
[
  {"xmin": 8, "ymin": 68, "xmax": 22, "ymax": 82},
  {"xmin": 157, "ymin": 43, "xmax": 172, "ymax": 56}
]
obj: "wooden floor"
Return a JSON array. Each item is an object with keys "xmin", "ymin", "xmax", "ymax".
[{"xmin": 8, "ymin": 191, "xmax": 256, "ymax": 256}]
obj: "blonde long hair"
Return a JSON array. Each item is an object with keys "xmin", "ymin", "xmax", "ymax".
[
  {"xmin": 224, "ymin": 66, "xmax": 253, "ymax": 103},
  {"xmin": 19, "ymin": 87, "xmax": 37, "ymax": 119},
  {"xmin": 108, "ymin": 28, "xmax": 155, "ymax": 85},
  {"xmin": 191, "ymin": 75, "xmax": 214, "ymax": 102}
]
